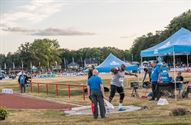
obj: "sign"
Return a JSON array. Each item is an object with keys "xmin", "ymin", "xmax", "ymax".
[
  {"xmin": 157, "ymin": 98, "xmax": 169, "ymax": 105},
  {"xmin": 2, "ymin": 88, "xmax": 13, "ymax": 94},
  {"xmin": 110, "ymin": 61, "xmax": 119, "ymax": 66}
]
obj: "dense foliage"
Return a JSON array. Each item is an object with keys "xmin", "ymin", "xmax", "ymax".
[
  {"xmin": 0, "ymin": 45, "xmax": 131, "ymax": 70},
  {"xmin": 0, "ymin": 39, "xmax": 61, "ymax": 70},
  {"xmin": 60, "ymin": 47, "xmax": 131, "ymax": 68},
  {"xmin": 0, "ymin": 107, "xmax": 8, "ymax": 120}
]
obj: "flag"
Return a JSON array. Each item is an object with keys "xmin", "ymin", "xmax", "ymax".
[
  {"xmin": 4, "ymin": 63, "xmax": 6, "ymax": 69},
  {"xmin": 30, "ymin": 62, "xmax": 32, "ymax": 69},
  {"xmin": 21, "ymin": 61, "xmax": 23, "ymax": 69},
  {"xmin": 13, "ymin": 62, "xmax": 15, "ymax": 69}
]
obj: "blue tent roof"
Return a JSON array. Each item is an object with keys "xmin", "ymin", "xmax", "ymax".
[
  {"xmin": 141, "ymin": 27, "xmax": 191, "ymax": 57},
  {"xmin": 96, "ymin": 53, "xmax": 138, "ymax": 72}
]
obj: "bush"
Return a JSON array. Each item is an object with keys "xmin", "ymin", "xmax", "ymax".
[
  {"xmin": 0, "ymin": 107, "xmax": 8, "ymax": 120},
  {"xmin": 171, "ymin": 107, "xmax": 190, "ymax": 116}
]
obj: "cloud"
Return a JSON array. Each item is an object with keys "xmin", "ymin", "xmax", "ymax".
[
  {"xmin": 2, "ymin": 27, "xmax": 35, "ymax": 33},
  {"xmin": 32, "ymin": 28, "xmax": 95, "ymax": 36},
  {"xmin": 1, "ymin": 0, "xmax": 64, "ymax": 27},
  {"xmin": 1, "ymin": 26, "xmax": 95, "ymax": 36}
]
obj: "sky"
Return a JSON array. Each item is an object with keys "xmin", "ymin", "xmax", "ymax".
[{"xmin": 0, "ymin": 0, "xmax": 190, "ymax": 54}]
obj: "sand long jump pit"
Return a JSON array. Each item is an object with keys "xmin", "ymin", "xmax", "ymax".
[{"xmin": 0, "ymin": 93, "xmax": 77, "ymax": 109}]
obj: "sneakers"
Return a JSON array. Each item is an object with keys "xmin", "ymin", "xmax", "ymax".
[
  {"xmin": 118, "ymin": 103, "xmax": 126, "ymax": 111},
  {"xmin": 118, "ymin": 107, "xmax": 126, "ymax": 111}
]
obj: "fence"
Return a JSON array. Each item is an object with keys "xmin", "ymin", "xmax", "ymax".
[{"xmin": 19, "ymin": 82, "xmax": 86, "ymax": 100}]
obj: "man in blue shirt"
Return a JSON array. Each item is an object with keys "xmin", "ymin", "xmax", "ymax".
[
  {"xmin": 150, "ymin": 60, "xmax": 161, "ymax": 101},
  {"xmin": 88, "ymin": 69, "xmax": 105, "ymax": 119},
  {"xmin": 160, "ymin": 62, "xmax": 170, "ymax": 83}
]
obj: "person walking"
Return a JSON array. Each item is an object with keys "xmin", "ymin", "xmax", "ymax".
[
  {"xmin": 18, "ymin": 71, "xmax": 27, "ymax": 93},
  {"xmin": 109, "ymin": 64, "xmax": 137, "ymax": 111},
  {"xmin": 150, "ymin": 60, "xmax": 161, "ymax": 101},
  {"xmin": 87, "ymin": 69, "xmax": 106, "ymax": 119}
]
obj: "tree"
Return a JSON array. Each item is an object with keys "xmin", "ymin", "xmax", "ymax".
[
  {"xmin": 60, "ymin": 47, "xmax": 132, "ymax": 69},
  {"xmin": 17, "ymin": 39, "xmax": 61, "ymax": 69},
  {"xmin": 0, "ymin": 54, "xmax": 6, "ymax": 69},
  {"xmin": 29, "ymin": 39, "xmax": 61, "ymax": 68},
  {"xmin": 18, "ymin": 42, "xmax": 32, "ymax": 69}
]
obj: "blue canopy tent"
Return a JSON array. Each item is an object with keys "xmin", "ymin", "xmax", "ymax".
[
  {"xmin": 140, "ymin": 27, "xmax": 191, "ymax": 100},
  {"xmin": 141, "ymin": 27, "xmax": 191, "ymax": 57},
  {"xmin": 96, "ymin": 53, "xmax": 138, "ymax": 72}
]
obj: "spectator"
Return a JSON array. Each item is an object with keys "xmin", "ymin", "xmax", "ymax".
[
  {"xmin": 176, "ymin": 71, "xmax": 184, "ymax": 90},
  {"xmin": 150, "ymin": 60, "xmax": 161, "ymax": 101},
  {"xmin": 18, "ymin": 71, "xmax": 27, "ymax": 93},
  {"xmin": 87, "ymin": 69, "xmax": 106, "ymax": 119},
  {"xmin": 160, "ymin": 62, "xmax": 170, "ymax": 83}
]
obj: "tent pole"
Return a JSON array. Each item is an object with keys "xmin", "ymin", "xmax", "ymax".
[
  {"xmin": 141, "ymin": 56, "xmax": 142, "ymax": 76},
  {"xmin": 187, "ymin": 54, "xmax": 189, "ymax": 70},
  {"xmin": 173, "ymin": 51, "xmax": 177, "ymax": 101},
  {"xmin": 140, "ymin": 57, "xmax": 143, "ymax": 84}
]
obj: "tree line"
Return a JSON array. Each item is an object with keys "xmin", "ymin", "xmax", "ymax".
[{"xmin": 0, "ymin": 41, "xmax": 132, "ymax": 70}]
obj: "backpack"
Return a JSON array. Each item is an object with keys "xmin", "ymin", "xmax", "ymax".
[{"xmin": 19, "ymin": 75, "xmax": 25, "ymax": 85}]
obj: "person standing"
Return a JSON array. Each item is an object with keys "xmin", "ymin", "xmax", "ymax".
[
  {"xmin": 88, "ymin": 65, "xmax": 95, "ymax": 79},
  {"xmin": 159, "ymin": 62, "xmax": 170, "ymax": 84},
  {"xmin": 150, "ymin": 60, "xmax": 161, "ymax": 101},
  {"xmin": 18, "ymin": 71, "xmax": 27, "ymax": 93},
  {"xmin": 109, "ymin": 64, "xmax": 137, "ymax": 111},
  {"xmin": 88, "ymin": 69, "xmax": 106, "ymax": 119}
]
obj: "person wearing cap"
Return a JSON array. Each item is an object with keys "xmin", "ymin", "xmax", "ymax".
[
  {"xmin": 150, "ymin": 60, "xmax": 161, "ymax": 101},
  {"xmin": 87, "ymin": 69, "xmax": 106, "ymax": 119},
  {"xmin": 109, "ymin": 64, "xmax": 137, "ymax": 111}
]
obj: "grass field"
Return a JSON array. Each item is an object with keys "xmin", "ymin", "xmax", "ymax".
[{"xmin": 0, "ymin": 72, "xmax": 191, "ymax": 125}]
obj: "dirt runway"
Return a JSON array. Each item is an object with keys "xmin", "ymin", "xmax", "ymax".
[{"xmin": 0, "ymin": 93, "xmax": 76, "ymax": 109}]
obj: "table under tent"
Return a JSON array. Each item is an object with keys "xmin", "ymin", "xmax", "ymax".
[{"xmin": 140, "ymin": 27, "xmax": 191, "ymax": 100}]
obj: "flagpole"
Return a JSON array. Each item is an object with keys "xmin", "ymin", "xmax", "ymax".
[{"xmin": 21, "ymin": 61, "xmax": 23, "ymax": 70}]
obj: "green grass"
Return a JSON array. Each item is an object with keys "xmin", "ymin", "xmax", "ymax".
[{"xmin": 1, "ymin": 107, "xmax": 191, "ymax": 125}]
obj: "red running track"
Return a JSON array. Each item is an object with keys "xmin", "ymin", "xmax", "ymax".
[{"xmin": 0, "ymin": 94, "xmax": 76, "ymax": 109}]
